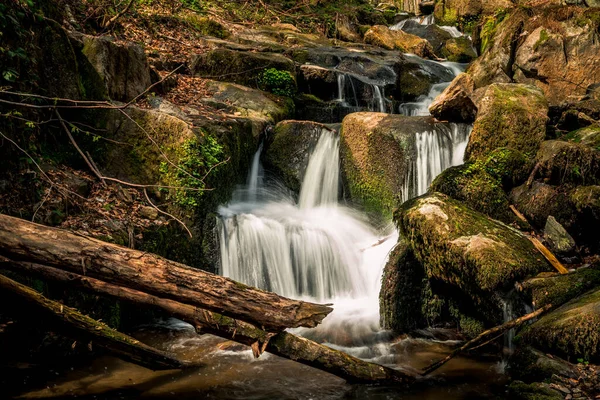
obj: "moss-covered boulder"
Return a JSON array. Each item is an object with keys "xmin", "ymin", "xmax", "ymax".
[
  {"xmin": 429, "ymin": 162, "xmax": 514, "ymax": 223},
  {"xmin": 517, "ymin": 265, "xmax": 600, "ymax": 310},
  {"xmin": 364, "ymin": 25, "xmax": 436, "ymax": 59},
  {"xmin": 508, "ymin": 347, "xmax": 580, "ymax": 383},
  {"xmin": 563, "ymin": 125, "xmax": 600, "ymax": 151},
  {"xmin": 202, "ymin": 80, "xmax": 293, "ymax": 124},
  {"xmin": 429, "ymin": 73, "xmax": 477, "ymax": 123},
  {"xmin": 465, "ymin": 83, "xmax": 548, "ymax": 162},
  {"xmin": 79, "ymin": 34, "xmax": 151, "ymax": 102},
  {"xmin": 264, "ymin": 120, "xmax": 336, "ymax": 193},
  {"xmin": 570, "ymin": 185, "xmax": 600, "ymax": 229},
  {"xmin": 507, "ymin": 381, "xmax": 563, "ymax": 400},
  {"xmin": 379, "ymin": 239, "xmax": 426, "ymax": 332},
  {"xmin": 510, "ymin": 183, "xmax": 575, "ymax": 230},
  {"xmin": 535, "ymin": 140, "xmax": 600, "ymax": 186},
  {"xmin": 434, "ymin": 0, "xmax": 514, "ymax": 27},
  {"xmin": 190, "ymin": 48, "xmax": 296, "ymax": 87},
  {"xmin": 518, "ymin": 287, "xmax": 600, "ymax": 362},
  {"xmin": 440, "ymin": 37, "xmax": 477, "ymax": 63},
  {"xmin": 396, "ymin": 192, "xmax": 550, "ymax": 325}
]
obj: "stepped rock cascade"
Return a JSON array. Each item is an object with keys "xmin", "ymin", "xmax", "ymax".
[
  {"xmin": 390, "ymin": 14, "xmax": 435, "ymax": 31},
  {"xmin": 336, "ymin": 71, "xmax": 389, "ymax": 113}
]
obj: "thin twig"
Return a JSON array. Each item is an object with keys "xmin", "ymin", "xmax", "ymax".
[{"xmin": 143, "ymin": 189, "xmax": 192, "ymax": 238}]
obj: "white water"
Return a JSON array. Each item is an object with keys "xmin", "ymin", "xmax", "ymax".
[
  {"xmin": 440, "ymin": 25, "xmax": 464, "ymax": 38},
  {"xmin": 336, "ymin": 71, "xmax": 388, "ymax": 113},
  {"xmin": 401, "ymin": 123, "xmax": 471, "ymax": 202},
  {"xmin": 390, "ymin": 14, "xmax": 435, "ymax": 31}
]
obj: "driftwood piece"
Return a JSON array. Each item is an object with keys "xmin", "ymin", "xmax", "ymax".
[
  {"xmin": 1, "ymin": 260, "xmax": 416, "ymax": 384},
  {"xmin": 421, "ymin": 304, "xmax": 553, "ymax": 375},
  {"xmin": 0, "ymin": 273, "xmax": 193, "ymax": 371},
  {"xmin": 0, "ymin": 214, "xmax": 332, "ymax": 331}
]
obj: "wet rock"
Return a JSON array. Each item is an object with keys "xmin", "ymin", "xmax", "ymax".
[
  {"xmin": 536, "ymin": 140, "xmax": 600, "ymax": 186},
  {"xmin": 79, "ymin": 35, "xmax": 151, "ymax": 102},
  {"xmin": 364, "ymin": 25, "xmax": 436, "ymax": 58},
  {"xmin": 396, "ymin": 192, "xmax": 549, "ymax": 325},
  {"xmin": 190, "ymin": 48, "xmax": 295, "ymax": 87},
  {"xmin": 296, "ymin": 65, "xmax": 339, "ymax": 102},
  {"xmin": 507, "ymin": 381, "xmax": 564, "ymax": 400},
  {"xmin": 517, "ymin": 264, "xmax": 600, "ymax": 310},
  {"xmin": 294, "ymin": 94, "xmax": 351, "ymax": 124},
  {"xmin": 508, "ymin": 346, "xmax": 580, "ymax": 383},
  {"xmin": 379, "ymin": 239, "xmax": 426, "ymax": 332},
  {"xmin": 544, "ymin": 216, "xmax": 576, "ymax": 255},
  {"xmin": 440, "ymin": 36, "xmax": 477, "ymax": 63},
  {"xmin": 264, "ymin": 120, "xmax": 337, "ymax": 193},
  {"xmin": 394, "ymin": 55, "xmax": 456, "ymax": 101},
  {"xmin": 429, "ymin": 72, "xmax": 477, "ymax": 122},
  {"xmin": 519, "ymin": 287, "xmax": 600, "ymax": 363},
  {"xmin": 202, "ymin": 80, "xmax": 293, "ymax": 123},
  {"xmin": 394, "ymin": 20, "xmax": 453, "ymax": 55},
  {"xmin": 465, "ymin": 83, "xmax": 548, "ymax": 162}
]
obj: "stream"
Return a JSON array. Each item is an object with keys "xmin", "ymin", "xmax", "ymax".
[{"xmin": 14, "ymin": 15, "xmax": 510, "ymax": 400}]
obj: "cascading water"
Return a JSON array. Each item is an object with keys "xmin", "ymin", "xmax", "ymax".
[
  {"xmin": 336, "ymin": 71, "xmax": 388, "ymax": 113},
  {"xmin": 390, "ymin": 14, "xmax": 435, "ymax": 30},
  {"xmin": 402, "ymin": 123, "xmax": 471, "ymax": 202}
]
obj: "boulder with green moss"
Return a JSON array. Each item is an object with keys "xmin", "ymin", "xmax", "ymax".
[
  {"xmin": 264, "ymin": 121, "xmax": 337, "ymax": 193},
  {"xmin": 440, "ymin": 36, "xmax": 477, "ymax": 62},
  {"xmin": 434, "ymin": 0, "xmax": 513, "ymax": 27},
  {"xmin": 364, "ymin": 25, "xmax": 436, "ymax": 58},
  {"xmin": 79, "ymin": 34, "xmax": 152, "ymax": 102},
  {"xmin": 396, "ymin": 192, "xmax": 550, "ymax": 325},
  {"xmin": 535, "ymin": 140, "xmax": 600, "ymax": 186},
  {"xmin": 563, "ymin": 125, "xmax": 600, "ymax": 151},
  {"xmin": 510, "ymin": 183, "xmax": 575, "ymax": 230},
  {"xmin": 518, "ymin": 287, "xmax": 600, "ymax": 362},
  {"xmin": 507, "ymin": 347, "xmax": 579, "ymax": 383},
  {"xmin": 465, "ymin": 83, "xmax": 548, "ymax": 162},
  {"xmin": 507, "ymin": 381, "xmax": 564, "ymax": 400},
  {"xmin": 379, "ymin": 239, "xmax": 426, "ymax": 332},
  {"xmin": 202, "ymin": 80, "xmax": 293, "ymax": 124},
  {"xmin": 190, "ymin": 48, "xmax": 296, "ymax": 87},
  {"xmin": 517, "ymin": 264, "xmax": 600, "ymax": 310}
]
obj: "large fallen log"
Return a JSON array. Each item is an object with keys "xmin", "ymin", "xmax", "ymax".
[
  {"xmin": 0, "ymin": 214, "xmax": 332, "ymax": 331},
  {"xmin": 0, "ymin": 273, "xmax": 195, "ymax": 371},
  {"xmin": 1, "ymin": 260, "xmax": 416, "ymax": 385}
]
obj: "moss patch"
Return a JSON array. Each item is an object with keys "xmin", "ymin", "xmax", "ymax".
[{"xmin": 536, "ymin": 140, "xmax": 600, "ymax": 186}]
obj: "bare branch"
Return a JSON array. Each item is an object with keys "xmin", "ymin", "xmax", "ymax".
[{"xmin": 143, "ymin": 189, "xmax": 192, "ymax": 238}]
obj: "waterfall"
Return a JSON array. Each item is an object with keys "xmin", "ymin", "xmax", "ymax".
[
  {"xmin": 401, "ymin": 123, "xmax": 471, "ymax": 202},
  {"xmin": 246, "ymin": 142, "xmax": 263, "ymax": 202},
  {"xmin": 336, "ymin": 71, "xmax": 387, "ymax": 113},
  {"xmin": 373, "ymin": 85, "xmax": 386, "ymax": 113},
  {"xmin": 298, "ymin": 131, "xmax": 340, "ymax": 209},
  {"xmin": 390, "ymin": 14, "xmax": 435, "ymax": 31}
]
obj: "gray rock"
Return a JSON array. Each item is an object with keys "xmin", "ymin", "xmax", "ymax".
[{"xmin": 544, "ymin": 216, "xmax": 576, "ymax": 254}]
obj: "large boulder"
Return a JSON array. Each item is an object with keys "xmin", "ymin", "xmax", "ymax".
[
  {"xmin": 364, "ymin": 25, "xmax": 436, "ymax": 59},
  {"xmin": 535, "ymin": 140, "xmax": 600, "ymax": 186},
  {"xmin": 202, "ymin": 80, "xmax": 293, "ymax": 124},
  {"xmin": 440, "ymin": 37, "xmax": 477, "ymax": 63},
  {"xmin": 510, "ymin": 182, "xmax": 576, "ymax": 230},
  {"xmin": 264, "ymin": 120, "xmax": 337, "ymax": 192},
  {"xmin": 434, "ymin": 0, "xmax": 514, "ymax": 26},
  {"xmin": 429, "ymin": 73, "xmax": 477, "ymax": 122},
  {"xmin": 465, "ymin": 83, "xmax": 548, "ymax": 162},
  {"xmin": 80, "ymin": 35, "xmax": 151, "ymax": 102},
  {"xmin": 392, "ymin": 20, "xmax": 453, "ymax": 55},
  {"xmin": 396, "ymin": 192, "xmax": 550, "ymax": 325},
  {"xmin": 468, "ymin": 7, "xmax": 600, "ymax": 106},
  {"xmin": 190, "ymin": 48, "xmax": 296, "ymax": 87},
  {"xmin": 518, "ymin": 287, "xmax": 600, "ymax": 362}
]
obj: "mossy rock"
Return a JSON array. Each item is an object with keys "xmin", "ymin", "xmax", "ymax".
[
  {"xmin": 183, "ymin": 15, "xmax": 229, "ymax": 39},
  {"xmin": 203, "ymin": 80, "xmax": 293, "ymax": 123},
  {"xmin": 518, "ymin": 287, "xmax": 600, "ymax": 363},
  {"xmin": 518, "ymin": 264, "xmax": 600, "ymax": 310},
  {"xmin": 563, "ymin": 125, "xmax": 600, "ymax": 151},
  {"xmin": 364, "ymin": 25, "xmax": 435, "ymax": 59},
  {"xmin": 536, "ymin": 140, "xmax": 600, "ymax": 186},
  {"xmin": 465, "ymin": 83, "xmax": 549, "ymax": 163},
  {"xmin": 441, "ymin": 36, "xmax": 477, "ymax": 63},
  {"xmin": 429, "ymin": 162, "xmax": 514, "ymax": 223},
  {"xmin": 570, "ymin": 185, "xmax": 600, "ymax": 225},
  {"xmin": 507, "ymin": 381, "xmax": 563, "ymax": 400},
  {"xmin": 509, "ymin": 182, "xmax": 575, "ymax": 230},
  {"xmin": 507, "ymin": 347, "xmax": 579, "ymax": 383},
  {"xmin": 190, "ymin": 48, "xmax": 295, "ymax": 88},
  {"xmin": 379, "ymin": 239, "xmax": 426, "ymax": 332},
  {"xmin": 482, "ymin": 147, "xmax": 532, "ymax": 190},
  {"xmin": 396, "ymin": 192, "xmax": 550, "ymax": 325},
  {"xmin": 264, "ymin": 120, "xmax": 336, "ymax": 193}
]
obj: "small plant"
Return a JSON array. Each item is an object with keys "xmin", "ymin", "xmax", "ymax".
[{"xmin": 259, "ymin": 68, "xmax": 296, "ymax": 97}]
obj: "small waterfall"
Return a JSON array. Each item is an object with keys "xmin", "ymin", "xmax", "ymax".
[
  {"xmin": 399, "ymin": 82, "xmax": 450, "ymax": 116},
  {"xmin": 390, "ymin": 14, "xmax": 435, "ymax": 31},
  {"xmin": 401, "ymin": 123, "xmax": 471, "ymax": 202},
  {"xmin": 246, "ymin": 142, "xmax": 264, "ymax": 202},
  {"xmin": 298, "ymin": 131, "xmax": 340, "ymax": 209},
  {"xmin": 439, "ymin": 25, "xmax": 463, "ymax": 38},
  {"xmin": 336, "ymin": 71, "xmax": 388, "ymax": 113},
  {"xmin": 373, "ymin": 85, "xmax": 386, "ymax": 113}
]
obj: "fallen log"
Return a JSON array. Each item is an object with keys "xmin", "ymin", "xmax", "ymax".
[
  {"xmin": 0, "ymin": 214, "xmax": 332, "ymax": 331},
  {"xmin": 421, "ymin": 304, "xmax": 553, "ymax": 376},
  {"xmin": 0, "ymin": 273, "xmax": 194, "ymax": 371},
  {"xmin": 1, "ymin": 260, "xmax": 416, "ymax": 384}
]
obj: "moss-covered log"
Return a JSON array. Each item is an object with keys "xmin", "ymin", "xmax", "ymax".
[
  {"xmin": 0, "ymin": 214, "xmax": 332, "ymax": 331},
  {"xmin": 0, "ymin": 273, "xmax": 190, "ymax": 371},
  {"xmin": 1, "ymin": 260, "xmax": 416, "ymax": 385}
]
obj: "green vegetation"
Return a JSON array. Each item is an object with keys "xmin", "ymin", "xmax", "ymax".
[
  {"xmin": 533, "ymin": 29, "xmax": 549, "ymax": 52},
  {"xmin": 480, "ymin": 9, "xmax": 509, "ymax": 53},
  {"xmin": 259, "ymin": 68, "xmax": 297, "ymax": 98}
]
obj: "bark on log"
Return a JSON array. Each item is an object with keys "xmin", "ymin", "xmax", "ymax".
[
  {"xmin": 1, "ymin": 260, "xmax": 416, "ymax": 385},
  {"xmin": 0, "ymin": 214, "xmax": 332, "ymax": 331},
  {"xmin": 0, "ymin": 273, "xmax": 195, "ymax": 371}
]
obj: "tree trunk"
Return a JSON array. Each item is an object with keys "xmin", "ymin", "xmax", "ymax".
[
  {"xmin": 0, "ymin": 214, "xmax": 332, "ymax": 331},
  {"xmin": 1, "ymin": 260, "xmax": 416, "ymax": 385},
  {"xmin": 0, "ymin": 273, "xmax": 196, "ymax": 371}
]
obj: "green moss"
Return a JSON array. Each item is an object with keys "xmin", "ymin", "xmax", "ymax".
[
  {"xmin": 480, "ymin": 9, "xmax": 509, "ymax": 53},
  {"xmin": 533, "ymin": 29, "xmax": 549, "ymax": 52},
  {"xmin": 259, "ymin": 68, "xmax": 297, "ymax": 97},
  {"xmin": 182, "ymin": 14, "xmax": 229, "ymax": 38},
  {"xmin": 441, "ymin": 37, "xmax": 477, "ymax": 63},
  {"xmin": 483, "ymin": 147, "xmax": 532, "ymax": 189},
  {"xmin": 536, "ymin": 140, "xmax": 600, "ymax": 185},
  {"xmin": 507, "ymin": 381, "xmax": 563, "ymax": 400}
]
